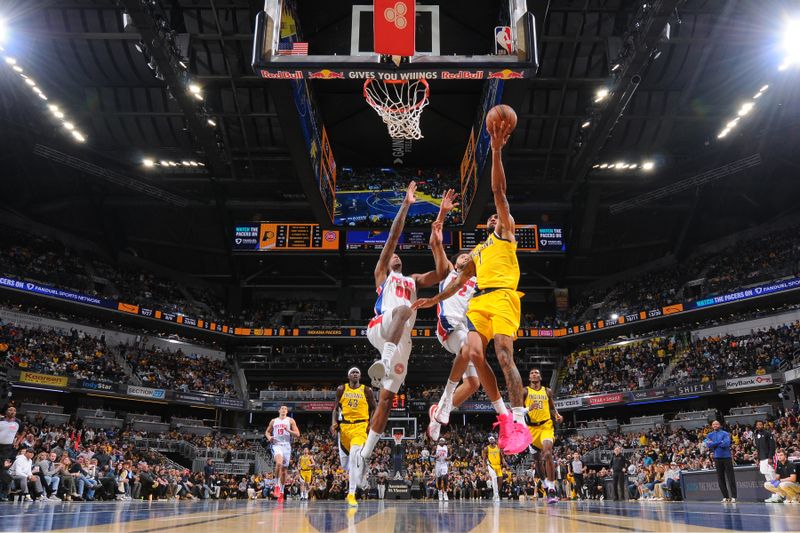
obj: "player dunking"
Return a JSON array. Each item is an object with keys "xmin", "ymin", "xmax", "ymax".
[
  {"xmin": 413, "ymin": 114, "xmax": 532, "ymax": 454},
  {"xmin": 525, "ymin": 368, "xmax": 562, "ymax": 503},
  {"xmin": 266, "ymin": 405, "xmax": 300, "ymax": 502},
  {"xmin": 298, "ymin": 448, "xmax": 315, "ymax": 501},
  {"xmin": 331, "ymin": 367, "xmax": 376, "ymax": 507},
  {"xmin": 484, "ymin": 436, "xmax": 506, "ymax": 501},
  {"xmin": 435, "ymin": 437, "xmax": 450, "ymax": 501},
  {"xmin": 354, "ymin": 181, "xmax": 450, "ymax": 485}
]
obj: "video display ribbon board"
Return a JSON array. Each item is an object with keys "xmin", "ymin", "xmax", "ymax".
[
  {"xmin": 233, "ymin": 223, "xmax": 340, "ymax": 251},
  {"xmin": 459, "ymin": 224, "xmax": 564, "ymax": 252}
]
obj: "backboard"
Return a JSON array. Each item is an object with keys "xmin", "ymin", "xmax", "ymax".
[{"xmin": 252, "ymin": 0, "xmax": 538, "ymax": 81}]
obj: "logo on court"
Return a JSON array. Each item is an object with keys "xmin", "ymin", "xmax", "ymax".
[
  {"xmin": 385, "ymin": 2, "xmax": 409, "ymax": 29},
  {"xmin": 394, "ymin": 363, "xmax": 405, "ymax": 374}
]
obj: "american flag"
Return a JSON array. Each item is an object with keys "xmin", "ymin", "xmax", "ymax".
[{"xmin": 277, "ymin": 42, "xmax": 309, "ymax": 56}]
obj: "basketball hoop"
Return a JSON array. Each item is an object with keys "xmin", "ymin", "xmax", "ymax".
[
  {"xmin": 393, "ymin": 432, "xmax": 403, "ymax": 445},
  {"xmin": 363, "ymin": 78, "xmax": 430, "ymax": 140}
]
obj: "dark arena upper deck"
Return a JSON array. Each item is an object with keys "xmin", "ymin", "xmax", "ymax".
[{"xmin": 0, "ymin": 1, "xmax": 800, "ymax": 532}]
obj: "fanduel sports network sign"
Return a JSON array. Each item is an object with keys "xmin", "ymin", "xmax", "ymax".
[{"xmin": 725, "ymin": 374, "xmax": 774, "ymax": 390}]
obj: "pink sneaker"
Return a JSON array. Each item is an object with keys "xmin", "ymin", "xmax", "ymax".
[{"xmin": 493, "ymin": 413, "xmax": 532, "ymax": 455}]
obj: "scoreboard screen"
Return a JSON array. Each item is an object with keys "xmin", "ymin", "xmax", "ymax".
[
  {"xmin": 346, "ymin": 230, "xmax": 452, "ymax": 251},
  {"xmin": 233, "ymin": 223, "xmax": 340, "ymax": 251},
  {"xmin": 459, "ymin": 225, "xmax": 565, "ymax": 252}
]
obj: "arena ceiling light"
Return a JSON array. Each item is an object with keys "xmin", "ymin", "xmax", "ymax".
[
  {"xmin": 592, "ymin": 159, "xmax": 656, "ymax": 172},
  {"xmin": 594, "ymin": 87, "xmax": 610, "ymax": 103},
  {"xmin": 2, "ymin": 51, "xmax": 87, "ymax": 143},
  {"xmin": 142, "ymin": 158, "xmax": 205, "ymax": 169},
  {"xmin": 780, "ymin": 18, "xmax": 800, "ymax": 69}
]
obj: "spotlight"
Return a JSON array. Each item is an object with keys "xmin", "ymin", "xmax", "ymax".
[
  {"xmin": 607, "ymin": 163, "xmax": 616, "ymax": 169},
  {"xmin": 189, "ymin": 161, "xmax": 199, "ymax": 167},
  {"xmin": 178, "ymin": 60, "xmax": 188, "ymax": 69},
  {"xmin": 782, "ymin": 18, "xmax": 800, "ymax": 66},
  {"xmin": 594, "ymin": 88, "xmax": 610, "ymax": 102},
  {"xmin": 193, "ymin": 92, "xmax": 203, "ymax": 101},
  {"xmin": 611, "ymin": 63, "xmax": 621, "ymax": 72},
  {"xmin": 3, "ymin": 56, "xmax": 15, "ymax": 65},
  {"xmin": 737, "ymin": 102, "xmax": 754, "ymax": 116},
  {"xmin": 600, "ymin": 163, "xmax": 609, "ymax": 169},
  {"xmin": 581, "ymin": 120, "xmax": 591, "ymax": 129},
  {"xmin": 181, "ymin": 160, "xmax": 190, "ymax": 166},
  {"xmin": 11, "ymin": 65, "xmax": 21, "ymax": 73},
  {"xmin": 188, "ymin": 84, "xmax": 201, "ymax": 94},
  {"xmin": 207, "ymin": 118, "xmax": 217, "ymax": 127},
  {"xmin": 24, "ymin": 78, "xmax": 35, "ymax": 87},
  {"xmin": 143, "ymin": 158, "xmax": 155, "ymax": 167},
  {"xmin": 63, "ymin": 121, "xmax": 75, "ymax": 130},
  {"xmin": 168, "ymin": 161, "xmax": 178, "ymax": 167},
  {"xmin": 160, "ymin": 160, "xmax": 169, "ymax": 166},
  {"xmin": 642, "ymin": 161, "xmax": 655, "ymax": 171},
  {"xmin": 71, "ymin": 131, "xmax": 85, "ymax": 142},
  {"xmin": 611, "ymin": 313, "xmax": 619, "ymax": 320},
  {"xmin": 726, "ymin": 118, "xmax": 740, "ymax": 129},
  {"xmin": 592, "ymin": 164, "xmax": 600, "ymax": 168},
  {"xmin": 717, "ymin": 128, "xmax": 730, "ymax": 138},
  {"xmin": 760, "ymin": 84, "xmax": 769, "ymax": 92},
  {"xmin": 36, "ymin": 92, "xmax": 47, "ymax": 100},
  {"xmin": 628, "ymin": 164, "xmax": 638, "ymax": 169},
  {"xmin": 615, "ymin": 161, "xmax": 626, "ymax": 170}
]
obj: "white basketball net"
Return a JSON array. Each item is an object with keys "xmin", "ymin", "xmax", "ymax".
[{"xmin": 364, "ymin": 78, "xmax": 430, "ymax": 140}]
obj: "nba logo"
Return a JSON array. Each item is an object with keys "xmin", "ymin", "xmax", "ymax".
[{"xmin": 495, "ymin": 26, "xmax": 513, "ymax": 55}]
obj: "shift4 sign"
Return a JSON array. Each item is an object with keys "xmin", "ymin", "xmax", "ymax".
[{"xmin": 233, "ymin": 225, "xmax": 259, "ymax": 250}]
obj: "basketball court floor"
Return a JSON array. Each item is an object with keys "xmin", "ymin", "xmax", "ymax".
[{"xmin": 0, "ymin": 499, "xmax": 797, "ymax": 533}]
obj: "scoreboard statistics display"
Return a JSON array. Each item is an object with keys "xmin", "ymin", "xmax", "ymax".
[
  {"xmin": 459, "ymin": 225, "xmax": 565, "ymax": 252},
  {"xmin": 346, "ymin": 230, "xmax": 452, "ymax": 251},
  {"xmin": 233, "ymin": 223, "xmax": 339, "ymax": 251}
]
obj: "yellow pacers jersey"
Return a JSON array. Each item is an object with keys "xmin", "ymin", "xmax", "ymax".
[
  {"xmin": 525, "ymin": 386, "xmax": 551, "ymax": 424},
  {"xmin": 469, "ymin": 233, "xmax": 520, "ymax": 290},
  {"xmin": 487, "ymin": 445, "xmax": 502, "ymax": 468},
  {"xmin": 300, "ymin": 455, "xmax": 313, "ymax": 470},
  {"xmin": 340, "ymin": 384, "xmax": 369, "ymax": 422}
]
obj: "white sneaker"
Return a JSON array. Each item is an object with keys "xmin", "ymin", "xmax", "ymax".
[
  {"xmin": 436, "ymin": 396, "xmax": 453, "ymax": 425},
  {"xmin": 427, "ymin": 404, "xmax": 442, "ymax": 441},
  {"xmin": 368, "ymin": 360, "xmax": 388, "ymax": 388},
  {"xmin": 438, "ymin": 491, "xmax": 443, "ymax": 501},
  {"xmin": 444, "ymin": 492, "xmax": 449, "ymax": 501},
  {"xmin": 493, "ymin": 496, "xmax": 500, "ymax": 502},
  {"xmin": 23, "ymin": 495, "xmax": 33, "ymax": 502},
  {"xmin": 729, "ymin": 498, "xmax": 736, "ymax": 503},
  {"xmin": 48, "ymin": 495, "xmax": 60, "ymax": 501}
]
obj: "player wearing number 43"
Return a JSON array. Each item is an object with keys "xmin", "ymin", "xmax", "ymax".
[
  {"xmin": 354, "ymin": 184, "xmax": 455, "ymax": 493},
  {"xmin": 265, "ymin": 405, "xmax": 300, "ymax": 502}
]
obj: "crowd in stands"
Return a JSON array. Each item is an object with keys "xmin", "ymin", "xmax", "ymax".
[
  {"xmin": 558, "ymin": 335, "xmax": 674, "ymax": 396},
  {"xmin": 0, "ymin": 321, "xmax": 127, "ymax": 384},
  {"xmin": 121, "ymin": 344, "xmax": 235, "ymax": 396},
  {"xmin": 238, "ymin": 299, "xmax": 339, "ymax": 328},
  {"xmin": 666, "ymin": 321, "xmax": 800, "ymax": 386},
  {"xmin": 567, "ymin": 222, "xmax": 800, "ymax": 323}
]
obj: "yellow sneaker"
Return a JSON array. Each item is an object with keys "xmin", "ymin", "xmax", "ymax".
[{"xmin": 346, "ymin": 493, "xmax": 358, "ymax": 507}]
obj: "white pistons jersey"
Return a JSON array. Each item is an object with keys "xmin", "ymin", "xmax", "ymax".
[
  {"xmin": 374, "ymin": 272, "xmax": 417, "ymax": 321},
  {"xmin": 436, "ymin": 270, "xmax": 477, "ymax": 333},
  {"xmin": 435, "ymin": 445, "xmax": 448, "ymax": 466},
  {"xmin": 272, "ymin": 417, "xmax": 292, "ymax": 446}
]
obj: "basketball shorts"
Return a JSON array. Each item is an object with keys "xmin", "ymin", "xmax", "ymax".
[
  {"xmin": 367, "ymin": 309, "xmax": 413, "ymax": 393},
  {"xmin": 339, "ymin": 421, "xmax": 369, "ymax": 454},
  {"xmin": 300, "ymin": 470, "xmax": 312, "ymax": 484},
  {"xmin": 528, "ymin": 419, "xmax": 555, "ymax": 451},
  {"xmin": 488, "ymin": 463, "xmax": 502, "ymax": 479},
  {"xmin": 435, "ymin": 464, "xmax": 449, "ymax": 477},
  {"xmin": 436, "ymin": 320, "xmax": 477, "ymax": 379},
  {"xmin": 466, "ymin": 289, "xmax": 522, "ymax": 341},
  {"xmin": 271, "ymin": 443, "xmax": 291, "ymax": 467}
]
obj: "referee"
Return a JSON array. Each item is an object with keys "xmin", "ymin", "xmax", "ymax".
[{"xmin": 0, "ymin": 406, "xmax": 22, "ymax": 461}]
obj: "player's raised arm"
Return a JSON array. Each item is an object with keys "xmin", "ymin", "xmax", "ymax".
[
  {"xmin": 412, "ymin": 258, "xmax": 476, "ymax": 310},
  {"xmin": 413, "ymin": 189, "xmax": 458, "ymax": 288},
  {"xmin": 374, "ymin": 181, "xmax": 416, "ymax": 288},
  {"xmin": 488, "ymin": 120, "xmax": 516, "ymax": 238}
]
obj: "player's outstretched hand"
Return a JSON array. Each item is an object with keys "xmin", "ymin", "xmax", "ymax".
[
  {"xmin": 556, "ymin": 414, "xmax": 563, "ymax": 424},
  {"xmin": 488, "ymin": 120, "xmax": 513, "ymax": 151},
  {"xmin": 430, "ymin": 221, "xmax": 443, "ymax": 245},
  {"xmin": 404, "ymin": 181, "xmax": 417, "ymax": 205},
  {"xmin": 439, "ymin": 189, "xmax": 459, "ymax": 214},
  {"xmin": 411, "ymin": 297, "xmax": 436, "ymax": 310}
]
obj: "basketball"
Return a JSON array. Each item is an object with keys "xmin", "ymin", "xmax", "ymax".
[{"xmin": 486, "ymin": 104, "xmax": 517, "ymax": 133}]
